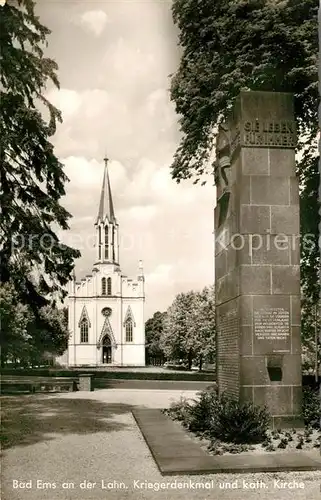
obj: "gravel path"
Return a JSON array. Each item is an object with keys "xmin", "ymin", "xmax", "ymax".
[{"xmin": 1, "ymin": 389, "xmax": 320, "ymax": 500}]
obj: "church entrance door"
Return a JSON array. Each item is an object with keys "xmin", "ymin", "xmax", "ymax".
[{"xmin": 102, "ymin": 335, "xmax": 112, "ymax": 364}]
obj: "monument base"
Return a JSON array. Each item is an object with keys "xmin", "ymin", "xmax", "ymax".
[{"xmin": 270, "ymin": 415, "xmax": 304, "ymax": 430}]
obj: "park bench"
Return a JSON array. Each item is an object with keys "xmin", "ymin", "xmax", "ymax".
[{"xmin": 1, "ymin": 376, "xmax": 78, "ymax": 394}]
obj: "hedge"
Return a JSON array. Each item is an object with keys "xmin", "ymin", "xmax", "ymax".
[
  {"xmin": 0, "ymin": 368, "xmax": 215, "ymax": 381},
  {"xmin": 2, "ymin": 369, "xmax": 319, "ymax": 385}
]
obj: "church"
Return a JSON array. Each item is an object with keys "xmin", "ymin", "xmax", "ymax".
[{"xmin": 64, "ymin": 158, "xmax": 145, "ymax": 367}]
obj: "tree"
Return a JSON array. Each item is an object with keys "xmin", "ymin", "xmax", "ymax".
[
  {"xmin": 170, "ymin": 0, "xmax": 320, "ymax": 333},
  {"xmin": 62, "ymin": 306, "xmax": 68, "ymax": 329},
  {"xmin": 0, "ymin": 282, "xmax": 33, "ymax": 366},
  {"xmin": 300, "ymin": 299, "xmax": 321, "ymax": 375},
  {"xmin": 160, "ymin": 291, "xmax": 194, "ymax": 364},
  {"xmin": 26, "ymin": 304, "xmax": 70, "ymax": 366},
  {"xmin": 170, "ymin": 0, "xmax": 318, "ymax": 181},
  {"xmin": 299, "ymin": 146, "xmax": 320, "ymax": 372},
  {"xmin": 0, "ymin": 0, "xmax": 80, "ymax": 321},
  {"xmin": 0, "ymin": 281, "xmax": 69, "ymax": 367},
  {"xmin": 299, "ymin": 147, "xmax": 320, "ymax": 302},
  {"xmin": 184, "ymin": 286, "xmax": 216, "ymax": 370},
  {"xmin": 160, "ymin": 286, "xmax": 216, "ymax": 370},
  {"xmin": 145, "ymin": 311, "xmax": 166, "ymax": 359}
]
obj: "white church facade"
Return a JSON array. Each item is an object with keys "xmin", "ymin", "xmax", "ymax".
[{"xmin": 64, "ymin": 158, "xmax": 145, "ymax": 367}]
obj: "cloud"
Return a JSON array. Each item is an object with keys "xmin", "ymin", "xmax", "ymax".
[
  {"xmin": 127, "ymin": 205, "xmax": 158, "ymax": 221},
  {"xmin": 145, "ymin": 88, "xmax": 176, "ymax": 128},
  {"xmin": 46, "ymin": 88, "xmax": 112, "ymax": 122},
  {"xmin": 145, "ymin": 264, "xmax": 173, "ymax": 286},
  {"xmin": 36, "ymin": 1, "xmax": 215, "ymax": 318},
  {"xmin": 80, "ymin": 10, "xmax": 109, "ymax": 37},
  {"xmin": 45, "ymin": 88, "xmax": 132, "ymax": 159},
  {"xmin": 99, "ymin": 37, "xmax": 168, "ymax": 101},
  {"xmin": 62, "ymin": 157, "xmax": 128, "ymax": 206},
  {"xmin": 46, "ymin": 89, "xmax": 81, "ymax": 119},
  {"xmin": 63, "ymin": 156, "xmax": 103, "ymax": 188}
]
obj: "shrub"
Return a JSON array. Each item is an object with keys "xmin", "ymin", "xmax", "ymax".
[
  {"xmin": 262, "ymin": 439, "xmax": 271, "ymax": 448},
  {"xmin": 284, "ymin": 431, "xmax": 293, "ymax": 441},
  {"xmin": 219, "ymin": 443, "xmax": 255, "ymax": 454},
  {"xmin": 265, "ymin": 444, "xmax": 276, "ymax": 452},
  {"xmin": 302, "ymin": 386, "xmax": 321, "ymax": 429},
  {"xmin": 175, "ymin": 388, "xmax": 270, "ymax": 444},
  {"xmin": 166, "ymin": 397, "xmax": 192, "ymax": 424},
  {"xmin": 208, "ymin": 441, "xmax": 223, "ymax": 455},
  {"xmin": 188, "ymin": 386, "xmax": 220, "ymax": 432},
  {"xmin": 208, "ymin": 394, "xmax": 270, "ymax": 444},
  {"xmin": 277, "ymin": 438, "xmax": 288, "ymax": 449}
]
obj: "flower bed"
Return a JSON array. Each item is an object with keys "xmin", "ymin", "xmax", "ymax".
[{"xmin": 163, "ymin": 386, "xmax": 321, "ymax": 456}]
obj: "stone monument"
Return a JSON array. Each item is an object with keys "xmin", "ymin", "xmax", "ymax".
[{"xmin": 215, "ymin": 91, "xmax": 302, "ymax": 428}]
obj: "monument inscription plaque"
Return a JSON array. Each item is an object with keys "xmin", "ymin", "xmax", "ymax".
[
  {"xmin": 229, "ymin": 119, "xmax": 297, "ymax": 155},
  {"xmin": 242, "ymin": 120, "xmax": 296, "ymax": 148},
  {"xmin": 254, "ymin": 308, "xmax": 290, "ymax": 340},
  {"xmin": 217, "ymin": 309, "xmax": 239, "ymax": 398},
  {"xmin": 219, "ymin": 309, "xmax": 238, "ymax": 340}
]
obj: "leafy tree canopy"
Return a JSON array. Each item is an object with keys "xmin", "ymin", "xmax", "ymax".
[
  {"xmin": 170, "ymin": 0, "xmax": 318, "ymax": 181},
  {"xmin": 0, "ymin": 0, "xmax": 80, "ymax": 319},
  {"xmin": 0, "ymin": 281, "xmax": 69, "ymax": 366},
  {"xmin": 298, "ymin": 147, "xmax": 320, "ymax": 304},
  {"xmin": 160, "ymin": 286, "xmax": 215, "ymax": 369},
  {"xmin": 145, "ymin": 311, "xmax": 167, "ymax": 357}
]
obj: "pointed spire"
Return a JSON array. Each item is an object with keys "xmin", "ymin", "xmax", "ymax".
[{"xmin": 96, "ymin": 157, "xmax": 116, "ymax": 224}]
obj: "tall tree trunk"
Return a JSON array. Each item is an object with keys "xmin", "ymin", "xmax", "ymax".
[
  {"xmin": 199, "ymin": 354, "xmax": 203, "ymax": 372},
  {"xmin": 188, "ymin": 349, "xmax": 193, "ymax": 370}
]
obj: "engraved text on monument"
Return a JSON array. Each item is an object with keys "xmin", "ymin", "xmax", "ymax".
[{"xmin": 254, "ymin": 308, "xmax": 290, "ymax": 340}]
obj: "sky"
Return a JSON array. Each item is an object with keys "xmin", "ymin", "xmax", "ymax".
[{"xmin": 36, "ymin": 0, "xmax": 215, "ymax": 319}]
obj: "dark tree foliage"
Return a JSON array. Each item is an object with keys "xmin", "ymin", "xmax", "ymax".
[
  {"xmin": 0, "ymin": 281, "xmax": 69, "ymax": 367},
  {"xmin": 0, "ymin": 0, "xmax": 80, "ymax": 322},
  {"xmin": 298, "ymin": 147, "xmax": 320, "ymax": 360},
  {"xmin": 170, "ymin": 0, "xmax": 318, "ymax": 180},
  {"xmin": 299, "ymin": 147, "xmax": 320, "ymax": 304},
  {"xmin": 145, "ymin": 311, "xmax": 166, "ymax": 357}
]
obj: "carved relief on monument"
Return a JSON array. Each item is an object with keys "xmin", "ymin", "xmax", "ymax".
[
  {"xmin": 214, "ymin": 122, "xmax": 233, "ymax": 227},
  {"xmin": 214, "ymin": 122, "xmax": 232, "ymax": 189}
]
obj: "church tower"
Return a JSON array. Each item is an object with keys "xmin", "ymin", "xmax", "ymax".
[
  {"xmin": 95, "ymin": 157, "xmax": 119, "ymax": 265},
  {"xmin": 63, "ymin": 157, "xmax": 146, "ymax": 367}
]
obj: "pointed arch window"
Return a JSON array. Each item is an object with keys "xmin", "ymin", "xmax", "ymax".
[
  {"xmin": 104, "ymin": 226, "xmax": 109, "ymax": 259},
  {"xmin": 98, "ymin": 226, "xmax": 102, "ymax": 260},
  {"xmin": 107, "ymin": 277, "xmax": 112, "ymax": 296},
  {"xmin": 125, "ymin": 319, "xmax": 133, "ymax": 342},
  {"xmin": 123, "ymin": 306, "xmax": 136, "ymax": 326},
  {"xmin": 112, "ymin": 227, "xmax": 115, "ymax": 261},
  {"xmin": 101, "ymin": 277, "xmax": 107, "ymax": 296},
  {"xmin": 80, "ymin": 318, "xmax": 89, "ymax": 343}
]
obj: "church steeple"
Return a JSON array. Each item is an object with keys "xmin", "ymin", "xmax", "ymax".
[
  {"xmin": 96, "ymin": 157, "xmax": 115, "ymax": 224},
  {"xmin": 95, "ymin": 157, "xmax": 119, "ymax": 265}
]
